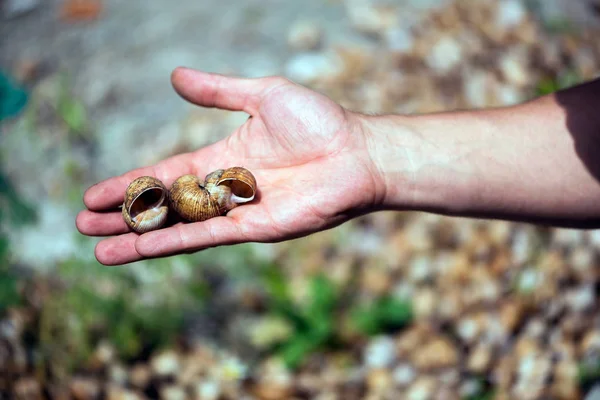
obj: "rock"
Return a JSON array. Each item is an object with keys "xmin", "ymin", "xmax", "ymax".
[
  {"xmin": 251, "ymin": 359, "xmax": 293, "ymax": 400},
  {"xmin": 345, "ymin": 1, "xmax": 398, "ymax": 37},
  {"xmin": 413, "ymin": 287, "xmax": 437, "ymax": 319},
  {"xmin": 2, "ymin": 0, "xmax": 39, "ymax": 19},
  {"xmin": 413, "ymin": 337, "xmax": 459, "ymax": 370},
  {"xmin": 426, "ymin": 36, "xmax": 463, "ymax": 73},
  {"xmin": 13, "ymin": 377, "xmax": 42, "ymax": 400},
  {"xmin": 384, "ymin": 27, "xmax": 414, "ymax": 53},
  {"xmin": 499, "ymin": 52, "xmax": 530, "ymax": 87},
  {"xmin": 106, "ymin": 386, "xmax": 145, "ymax": 400},
  {"xmin": 70, "ymin": 377, "xmax": 101, "ymax": 400},
  {"xmin": 456, "ymin": 315, "xmax": 481, "ymax": 344},
  {"xmin": 366, "ymin": 368, "xmax": 393, "ymax": 394},
  {"xmin": 284, "ymin": 52, "xmax": 344, "ymax": 84},
  {"xmin": 151, "ymin": 350, "xmax": 180, "ymax": 378},
  {"xmin": 287, "ymin": 20, "xmax": 322, "ymax": 51},
  {"xmin": 408, "ymin": 254, "xmax": 433, "ymax": 283},
  {"xmin": 467, "ymin": 343, "xmax": 493, "ymax": 374},
  {"xmin": 584, "ymin": 384, "xmax": 600, "ymax": 400},
  {"xmin": 90, "ymin": 341, "xmax": 115, "ymax": 369},
  {"xmin": 406, "ymin": 376, "xmax": 436, "ymax": 400},
  {"xmin": 392, "ymin": 363, "xmax": 416, "ymax": 387},
  {"xmin": 364, "ymin": 336, "xmax": 397, "ymax": 369},
  {"xmin": 193, "ymin": 380, "xmax": 222, "ymax": 400},
  {"xmin": 565, "ymin": 285, "xmax": 595, "ymax": 312},
  {"xmin": 248, "ymin": 316, "xmax": 293, "ymax": 350},
  {"xmin": 129, "ymin": 364, "xmax": 151, "ymax": 389},
  {"xmin": 160, "ymin": 385, "xmax": 187, "ymax": 400},
  {"xmin": 108, "ymin": 364, "xmax": 129, "ymax": 386},
  {"xmin": 495, "ymin": 0, "xmax": 527, "ymax": 28}
]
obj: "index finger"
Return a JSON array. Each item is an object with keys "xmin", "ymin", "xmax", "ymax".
[{"xmin": 83, "ymin": 152, "xmax": 194, "ymax": 211}]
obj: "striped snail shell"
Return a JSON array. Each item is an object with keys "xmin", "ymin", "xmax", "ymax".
[
  {"xmin": 169, "ymin": 167, "xmax": 257, "ymax": 222},
  {"xmin": 122, "ymin": 176, "xmax": 169, "ymax": 233}
]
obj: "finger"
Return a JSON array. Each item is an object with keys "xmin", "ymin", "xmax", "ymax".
[
  {"xmin": 171, "ymin": 67, "xmax": 286, "ymax": 115},
  {"xmin": 76, "ymin": 210, "xmax": 130, "ymax": 236},
  {"xmin": 83, "ymin": 152, "xmax": 193, "ymax": 211},
  {"xmin": 135, "ymin": 216, "xmax": 245, "ymax": 258},
  {"xmin": 95, "ymin": 233, "xmax": 144, "ymax": 266}
]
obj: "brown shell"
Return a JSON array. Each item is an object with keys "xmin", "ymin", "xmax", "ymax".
[
  {"xmin": 122, "ymin": 176, "xmax": 169, "ymax": 233},
  {"xmin": 169, "ymin": 167, "xmax": 257, "ymax": 222},
  {"xmin": 169, "ymin": 174, "xmax": 221, "ymax": 222}
]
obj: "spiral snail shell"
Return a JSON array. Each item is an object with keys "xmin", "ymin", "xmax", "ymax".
[
  {"xmin": 122, "ymin": 176, "xmax": 169, "ymax": 233},
  {"xmin": 169, "ymin": 167, "xmax": 257, "ymax": 222},
  {"xmin": 121, "ymin": 167, "xmax": 257, "ymax": 232}
]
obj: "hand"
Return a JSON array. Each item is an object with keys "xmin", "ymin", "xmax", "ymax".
[{"xmin": 76, "ymin": 67, "xmax": 385, "ymax": 265}]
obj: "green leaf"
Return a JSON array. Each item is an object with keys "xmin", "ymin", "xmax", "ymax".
[
  {"xmin": 58, "ymin": 98, "xmax": 87, "ymax": 133},
  {"xmin": 279, "ymin": 335, "xmax": 317, "ymax": 369}
]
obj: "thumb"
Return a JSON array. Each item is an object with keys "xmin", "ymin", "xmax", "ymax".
[{"xmin": 170, "ymin": 67, "xmax": 284, "ymax": 115}]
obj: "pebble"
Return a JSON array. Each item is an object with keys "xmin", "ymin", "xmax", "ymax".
[
  {"xmin": 364, "ymin": 336, "xmax": 397, "ymax": 368},
  {"xmin": 287, "ymin": 20, "xmax": 322, "ymax": 51},
  {"xmin": 426, "ymin": 36, "xmax": 463, "ymax": 73},
  {"xmin": 70, "ymin": 377, "xmax": 101, "ymax": 400},
  {"xmin": 129, "ymin": 363, "xmax": 151, "ymax": 389},
  {"xmin": 406, "ymin": 377, "xmax": 436, "ymax": 400},
  {"xmin": 194, "ymin": 380, "xmax": 222, "ymax": 400},
  {"xmin": 495, "ymin": 0, "xmax": 527, "ymax": 28},
  {"xmin": 467, "ymin": 343, "xmax": 493, "ymax": 374},
  {"xmin": 151, "ymin": 350, "xmax": 180, "ymax": 377},
  {"xmin": 160, "ymin": 385, "xmax": 187, "ymax": 400},
  {"xmin": 284, "ymin": 52, "xmax": 344, "ymax": 84},
  {"xmin": 413, "ymin": 337, "xmax": 459, "ymax": 370},
  {"xmin": 392, "ymin": 363, "xmax": 416, "ymax": 386}
]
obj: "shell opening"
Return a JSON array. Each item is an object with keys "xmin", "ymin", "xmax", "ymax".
[
  {"xmin": 221, "ymin": 180, "xmax": 255, "ymax": 203},
  {"xmin": 129, "ymin": 188, "xmax": 166, "ymax": 221}
]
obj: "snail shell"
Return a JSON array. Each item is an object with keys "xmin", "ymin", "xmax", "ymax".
[
  {"xmin": 122, "ymin": 176, "xmax": 169, "ymax": 233},
  {"xmin": 169, "ymin": 167, "xmax": 257, "ymax": 222}
]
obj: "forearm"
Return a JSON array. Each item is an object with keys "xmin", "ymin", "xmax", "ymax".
[{"xmin": 363, "ymin": 79, "xmax": 600, "ymax": 228}]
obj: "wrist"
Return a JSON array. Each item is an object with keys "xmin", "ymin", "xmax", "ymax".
[{"xmin": 358, "ymin": 112, "xmax": 481, "ymax": 215}]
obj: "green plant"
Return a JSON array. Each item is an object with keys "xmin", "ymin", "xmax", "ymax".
[
  {"xmin": 260, "ymin": 265, "xmax": 340, "ymax": 369},
  {"xmin": 535, "ymin": 71, "xmax": 582, "ymax": 97},
  {"xmin": 258, "ymin": 263, "xmax": 414, "ymax": 369},
  {"xmin": 579, "ymin": 360, "xmax": 600, "ymax": 391},
  {"xmin": 349, "ymin": 295, "xmax": 413, "ymax": 336},
  {"xmin": 56, "ymin": 73, "xmax": 88, "ymax": 138}
]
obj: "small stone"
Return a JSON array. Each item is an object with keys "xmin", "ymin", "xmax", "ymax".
[
  {"xmin": 426, "ymin": 36, "xmax": 462, "ymax": 73},
  {"xmin": 106, "ymin": 385, "xmax": 145, "ymax": 400},
  {"xmin": 346, "ymin": 2, "xmax": 398, "ymax": 36},
  {"xmin": 413, "ymin": 287, "xmax": 437, "ymax": 319},
  {"xmin": 364, "ymin": 336, "xmax": 397, "ymax": 369},
  {"xmin": 251, "ymin": 359, "xmax": 294, "ymax": 400},
  {"xmin": 14, "ymin": 377, "xmax": 42, "ymax": 400},
  {"xmin": 406, "ymin": 377, "xmax": 436, "ymax": 400},
  {"xmin": 285, "ymin": 52, "xmax": 343, "ymax": 84},
  {"xmin": 456, "ymin": 316, "xmax": 480, "ymax": 344},
  {"xmin": 109, "ymin": 364, "xmax": 129, "ymax": 386},
  {"xmin": 581, "ymin": 330, "xmax": 600, "ymax": 360},
  {"xmin": 287, "ymin": 20, "xmax": 322, "ymax": 51},
  {"xmin": 408, "ymin": 254, "xmax": 433, "ymax": 283},
  {"xmin": 129, "ymin": 364, "xmax": 151, "ymax": 389},
  {"xmin": 392, "ymin": 363, "xmax": 416, "ymax": 387},
  {"xmin": 495, "ymin": 0, "xmax": 526, "ymax": 28},
  {"xmin": 366, "ymin": 368, "xmax": 393, "ymax": 394},
  {"xmin": 385, "ymin": 27, "xmax": 414, "ymax": 53},
  {"xmin": 2, "ymin": 0, "xmax": 40, "ymax": 18},
  {"xmin": 151, "ymin": 350, "xmax": 180, "ymax": 377},
  {"xmin": 70, "ymin": 377, "xmax": 101, "ymax": 400},
  {"xmin": 584, "ymin": 384, "xmax": 600, "ymax": 400},
  {"xmin": 467, "ymin": 344, "xmax": 493, "ymax": 374},
  {"xmin": 160, "ymin": 385, "xmax": 187, "ymax": 400},
  {"xmin": 499, "ymin": 52, "xmax": 530, "ymax": 87},
  {"xmin": 565, "ymin": 285, "xmax": 595, "ymax": 312},
  {"xmin": 517, "ymin": 268, "xmax": 541, "ymax": 293},
  {"xmin": 248, "ymin": 316, "xmax": 293, "ymax": 349},
  {"xmin": 413, "ymin": 337, "xmax": 459, "ymax": 370},
  {"xmin": 193, "ymin": 380, "xmax": 221, "ymax": 400}
]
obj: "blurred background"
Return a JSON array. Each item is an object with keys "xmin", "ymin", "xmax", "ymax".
[{"xmin": 2, "ymin": 0, "xmax": 600, "ymax": 399}]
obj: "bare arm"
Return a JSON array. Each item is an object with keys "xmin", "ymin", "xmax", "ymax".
[{"xmin": 364, "ymin": 78, "xmax": 600, "ymax": 228}]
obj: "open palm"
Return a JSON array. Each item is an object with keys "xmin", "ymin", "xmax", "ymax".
[{"xmin": 76, "ymin": 68, "xmax": 382, "ymax": 265}]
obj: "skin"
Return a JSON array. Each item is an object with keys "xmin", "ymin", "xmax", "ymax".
[{"xmin": 76, "ymin": 68, "xmax": 600, "ymax": 265}]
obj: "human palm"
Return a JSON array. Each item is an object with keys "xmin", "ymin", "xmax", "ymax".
[{"xmin": 76, "ymin": 68, "xmax": 381, "ymax": 265}]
